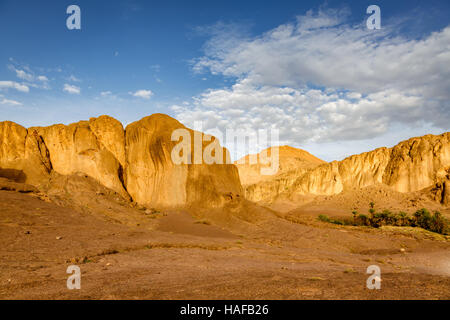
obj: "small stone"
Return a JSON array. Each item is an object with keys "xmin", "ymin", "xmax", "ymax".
[
  {"xmin": 56, "ymin": 236, "xmax": 62, "ymax": 240},
  {"xmin": 24, "ymin": 231, "xmax": 31, "ymax": 235},
  {"xmin": 106, "ymin": 263, "xmax": 112, "ymax": 266},
  {"xmin": 400, "ymin": 248, "xmax": 406, "ymax": 253}
]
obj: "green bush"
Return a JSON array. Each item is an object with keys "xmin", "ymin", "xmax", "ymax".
[
  {"xmin": 412, "ymin": 208, "xmax": 432, "ymax": 229},
  {"xmin": 430, "ymin": 211, "xmax": 448, "ymax": 234},
  {"xmin": 397, "ymin": 212, "xmax": 409, "ymax": 226},
  {"xmin": 356, "ymin": 214, "xmax": 369, "ymax": 226},
  {"xmin": 317, "ymin": 207, "xmax": 449, "ymax": 235}
]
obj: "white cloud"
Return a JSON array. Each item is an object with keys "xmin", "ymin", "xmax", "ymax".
[
  {"xmin": 0, "ymin": 98, "xmax": 22, "ymax": 106},
  {"xmin": 63, "ymin": 84, "xmax": 81, "ymax": 94},
  {"xmin": 174, "ymin": 8, "xmax": 450, "ymax": 158},
  {"xmin": 7, "ymin": 64, "xmax": 50, "ymax": 88},
  {"xmin": 0, "ymin": 81, "xmax": 29, "ymax": 92},
  {"xmin": 67, "ymin": 75, "xmax": 81, "ymax": 82},
  {"xmin": 130, "ymin": 89, "xmax": 153, "ymax": 99},
  {"xmin": 14, "ymin": 68, "xmax": 34, "ymax": 81},
  {"xmin": 100, "ymin": 91, "xmax": 112, "ymax": 96}
]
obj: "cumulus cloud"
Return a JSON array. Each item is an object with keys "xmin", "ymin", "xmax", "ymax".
[
  {"xmin": 0, "ymin": 81, "xmax": 29, "ymax": 92},
  {"xmin": 131, "ymin": 89, "xmax": 153, "ymax": 99},
  {"xmin": 37, "ymin": 75, "xmax": 49, "ymax": 82},
  {"xmin": 174, "ymin": 8, "xmax": 450, "ymax": 156},
  {"xmin": 63, "ymin": 84, "xmax": 81, "ymax": 94}
]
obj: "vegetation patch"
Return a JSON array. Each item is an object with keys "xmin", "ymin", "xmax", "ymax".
[{"xmin": 318, "ymin": 203, "xmax": 449, "ymax": 235}]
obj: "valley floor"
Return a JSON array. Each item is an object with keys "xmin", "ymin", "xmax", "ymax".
[{"xmin": 0, "ymin": 189, "xmax": 449, "ymax": 300}]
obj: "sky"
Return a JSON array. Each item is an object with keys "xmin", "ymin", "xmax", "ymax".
[{"xmin": 0, "ymin": 0, "xmax": 449, "ymax": 161}]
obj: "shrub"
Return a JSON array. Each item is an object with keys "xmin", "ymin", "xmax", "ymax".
[
  {"xmin": 318, "ymin": 207, "xmax": 449, "ymax": 235},
  {"xmin": 341, "ymin": 218, "xmax": 354, "ymax": 226},
  {"xmin": 412, "ymin": 208, "xmax": 432, "ymax": 229},
  {"xmin": 430, "ymin": 211, "xmax": 448, "ymax": 234},
  {"xmin": 397, "ymin": 212, "xmax": 409, "ymax": 226},
  {"xmin": 356, "ymin": 214, "xmax": 369, "ymax": 226}
]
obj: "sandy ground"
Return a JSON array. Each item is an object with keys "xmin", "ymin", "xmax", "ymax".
[{"xmin": 1, "ymin": 185, "xmax": 449, "ymax": 300}]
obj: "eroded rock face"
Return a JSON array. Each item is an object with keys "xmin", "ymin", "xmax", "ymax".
[
  {"xmin": 243, "ymin": 133, "xmax": 450, "ymax": 203},
  {"xmin": 124, "ymin": 114, "xmax": 242, "ymax": 208},
  {"xmin": 0, "ymin": 121, "xmax": 51, "ymax": 185},
  {"xmin": 429, "ymin": 168, "xmax": 450, "ymax": 206},
  {"xmin": 29, "ymin": 116, "xmax": 128, "ymax": 199},
  {"xmin": 0, "ymin": 114, "xmax": 242, "ymax": 209},
  {"xmin": 382, "ymin": 134, "xmax": 450, "ymax": 192},
  {"xmin": 444, "ymin": 179, "xmax": 450, "ymax": 206}
]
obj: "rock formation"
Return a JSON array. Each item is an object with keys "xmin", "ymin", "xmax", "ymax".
[
  {"xmin": 429, "ymin": 169, "xmax": 450, "ymax": 206},
  {"xmin": 0, "ymin": 121, "xmax": 51, "ymax": 185},
  {"xmin": 0, "ymin": 114, "xmax": 242, "ymax": 209},
  {"xmin": 2, "ymin": 113, "xmax": 448, "ymax": 209},
  {"xmin": 242, "ymin": 133, "xmax": 450, "ymax": 204},
  {"xmin": 235, "ymin": 146, "xmax": 325, "ymax": 186},
  {"xmin": 124, "ymin": 114, "xmax": 242, "ymax": 208},
  {"xmin": 28, "ymin": 116, "xmax": 129, "ymax": 199}
]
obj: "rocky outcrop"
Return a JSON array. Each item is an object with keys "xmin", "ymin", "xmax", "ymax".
[
  {"xmin": 243, "ymin": 133, "xmax": 450, "ymax": 203},
  {"xmin": 125, "ymin": 114, "xmax": 242, "ymax": 208},
  {"xmin": 382, "ymin": 134, "xmax": 450, "ymax": 192},
  {"xmin": 235, "ymin": 146, "xmax": 325, "ymax": 186},
  {"xmin": 29, "ymin": 116, "xmax": 129, "ymax": 199},
  {"xmin": 429, "ymin": 169, "xmax": 450, "ymax": 206},
  {"xmin": 443, "ymin": 179, "xmax": 450, "ymax": 206},
  {"xmin": 0, "ymin": 114, "xmax": 242, "ymax": 209},
  {"xmin": 0, "ymin": 121, "xmax": 51, "ymax": 185}
]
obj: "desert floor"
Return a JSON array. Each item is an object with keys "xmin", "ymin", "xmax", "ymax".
[{"xmin": 1, "ymin": 188, "xmax": 449, "ymax": 300}]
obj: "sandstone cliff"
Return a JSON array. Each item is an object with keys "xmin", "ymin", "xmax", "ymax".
[
  {"xmin": 28, "ymin": 116, "xmax": 129, "ymax": 199},
  {"xmin": 0, "ymin": 114, "xmax": 242, "ymax": 209},
  {"xmin": 243, "ymin": 133, "xmax": 450, "ymax": 203},
  {"xmin": 124, "ymin": 114, "xmax": 242, "ymax": 208},
  {"xmin": 0, "ymin": 121, "xmax": 52, "ymax": 186}
]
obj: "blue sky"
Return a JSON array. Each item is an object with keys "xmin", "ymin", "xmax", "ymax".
[{"xmin": 0, "ymin": 0, "xmax": 449, "ymax": 161}]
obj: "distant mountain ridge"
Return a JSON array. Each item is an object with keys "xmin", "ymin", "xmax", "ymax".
[
  {"xmin": 1, "ymin": 114, "xmax": 449, "ymax": 210},
  {"xmin": 242, "ymin": 133, "xmax": 450, "ymax": 205}
]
